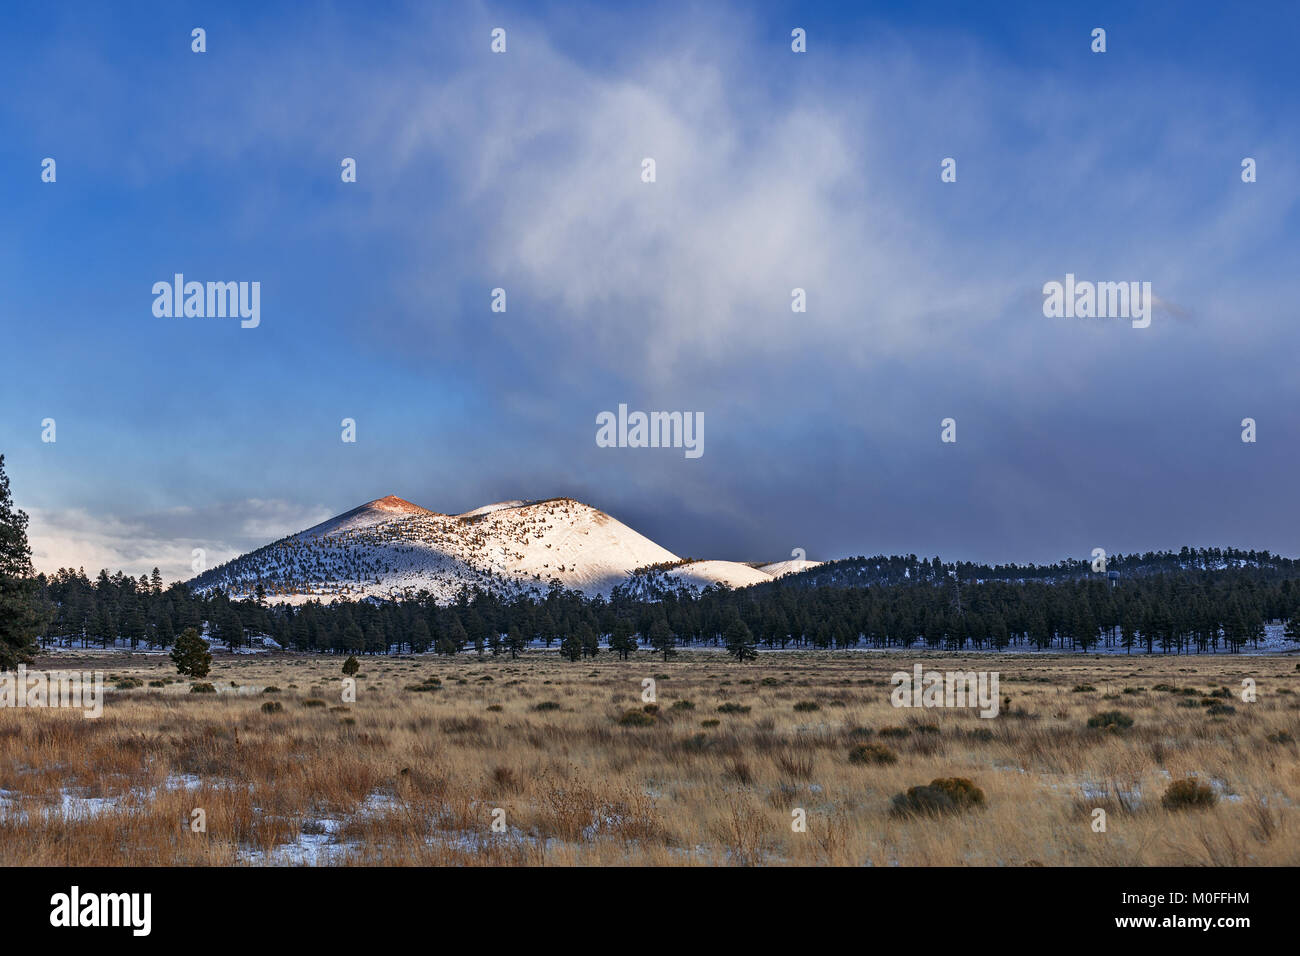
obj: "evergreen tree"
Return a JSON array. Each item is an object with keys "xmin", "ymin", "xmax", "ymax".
[
  {"xmin": 1286, "ymin": 612, "xmax": 1300, "ymax": 647},
  {"xmin": 609, "ymin": 618, "xmax": 637, "ymax": 660},
  {"xmin": 170, "ymin": 626, "xmax": 212, "ymax": 678},
  {"xmin": 723, "ymin": 613, "xmax": 757, "ymax": 662},
  {"xmin": 506, "ymin": 625, "xmax": 527, "ymax": 659},
  {"xmin": 559, "ymin": 628, "xmax": 583, "ymax": 662},
  {"xmin": 0, "ymin": 456, "xmax": 46, "ymax": 669},
  {"xmin": 648, "ymin": 617, "xmax": 675, "ymax": 661}
]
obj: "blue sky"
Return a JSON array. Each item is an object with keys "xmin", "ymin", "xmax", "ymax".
[{"xmin": 2, "ymin": 0, "xmax": 1298, "ymax": 580}]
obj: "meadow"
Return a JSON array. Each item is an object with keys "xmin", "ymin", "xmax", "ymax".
[{"xmin": 1, "ymin": 650, "xmax": 1297, "ymax": 866}]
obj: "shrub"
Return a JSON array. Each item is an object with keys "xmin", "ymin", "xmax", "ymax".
[
  {"xmin": 848, "ymin": 743, "xmax": 897, "ymax": 765},
  {"xmin": 189, "ymin": 682, "xmax": 216, "ymax": 694},
  {"xmin": 114, "ymin": 678, "xmax": 143, "ymax": 690},
  {"xmin": 618, "ymin": 709, "xmax": 656, "ymax": 727},
  {"xmin": 878, "ymin": 726, "xmax": 910, "ymax": 738},
  {"xmin": 486, "ymin": 704, "xmax": 503, "ymax": 712},
  {"xmin": 533, "ymin": 700, "xmax": 562, "ymax": 712},
  {"xmin": 793, "ymin": 701, "xmax": 820, "ymax": 712},
  {"xmin": 1266, "ymin": 730, "xmax": 1294, "ymax": 744},
  {"xmin": 669, "ymin": 700, "xmax": 695, "ymax": 711},
  {"xmin": 716, "ymin": 702, "xmax": 751, "ymax": 714},
  {"xmin": 148, "ymin": 680, "xmax": 166, "ymax": 688},
  {"xmin": 261, "ymin": 700, "xmax": 283, "ymax": 714},
  {"xmin": 891, "ymin": 777, "xmax": 986, "ymax": 817},
  {"xmin": 1071, "ymin": 684, "xmax": 1097, "ymax": 693},
  {"xmin": 342, "ymin": 655, "xmax": 360, "ymax": 676},
  {"xmin": 1086, "ymin": 710, "xmax": 1133, "ymax": 731},
  {"xmin": 1161, "ymin": 778, "xmax": 1218, "ymax": 811},
  {"xmin": 301, "ymin": 698, "xmax": 326, "ymax": 708},
  {"xmin": 1206, "ymin": 703, "xmax": 1236, "ymax": 716},
  {"xmin": 262, "ymin": 686, "xmax": 281, "ymax": 694},
  {"xmin": 701, "ymin": 719, "xmax": 720, "ymax": 728}
]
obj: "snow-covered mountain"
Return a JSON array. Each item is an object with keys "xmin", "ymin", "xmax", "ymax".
[{"xmin": 190, "ymin": 495, "xmax": 819, "ymax": 604}]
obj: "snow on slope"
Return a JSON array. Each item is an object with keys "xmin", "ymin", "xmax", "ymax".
[
  {"xmin": 667, "ymin": 560, "xmax": 773, "ymax": 590},
  {"xmin": 191, "ymin": 495, "xmax": 751, "ymax": 604},
  {"xmin": 758, "ymin": 559, "xmax": 824, "ymax": 577}
]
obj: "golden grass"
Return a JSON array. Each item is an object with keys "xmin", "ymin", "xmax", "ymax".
[{"xmin": 1, "ymin": 650, "xmax": 1297, "ymax": 865}]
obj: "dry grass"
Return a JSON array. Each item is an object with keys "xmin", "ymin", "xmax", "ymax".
[{"xmin": 2, "ymin": 650, "xmax": 1298, "ymax": 865}]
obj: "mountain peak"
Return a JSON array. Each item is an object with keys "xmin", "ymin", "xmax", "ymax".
[{"xmin": 367, "ymin": 495, "xmax": 429, "ymax": 513}]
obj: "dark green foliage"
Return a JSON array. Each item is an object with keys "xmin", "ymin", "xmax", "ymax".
[
  {"xmin": 891, "ymin": 777, "xmax": 986, "ymax": 817},
  {"xmin": 723, "ymin": 613, "xmax": 757, "ymax": 662},
  {"xmin": 617, "ymin": 709, "xmax": 656, "ymax": 726},
  {"xmin": 1161, "ymin": 778, "xmax": 1218, "ymax": 810},
  {"xmin": 170, "ymin": 627, "xmax": 212, "ymax": 678},
  {"xmin": 1087, "ymin": 710, "xmax": 1134, "ymax": 731},
  {"xmin": 0, "ymin": 456, "xmax": 47, "ymax": 669}
]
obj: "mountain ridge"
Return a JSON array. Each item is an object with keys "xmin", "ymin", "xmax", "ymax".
[{"xmin": 190, "ymin": 495, "xmax": 818, "ymax": 604}]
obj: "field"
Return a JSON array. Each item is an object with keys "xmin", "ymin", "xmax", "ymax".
[{"xmin": 2, "ymin": 650, "xmax": 1298, "ymax": 866}]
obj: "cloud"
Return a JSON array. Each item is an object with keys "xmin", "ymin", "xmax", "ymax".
[{"xmin": 26, "ymin": 500, "xmax": 333, "ymax": 583}]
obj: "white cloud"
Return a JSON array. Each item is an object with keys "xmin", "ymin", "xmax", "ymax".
[{"xmin": 26, "ymin": 500, "xmax": 333, "ymax": 583}]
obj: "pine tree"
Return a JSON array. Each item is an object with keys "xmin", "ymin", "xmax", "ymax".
[
  {"xmin": 559, "ymin": 628, "xmax": 583, "ymax": 662},
  {"xmin": 648, "ymin": 617, "xmax": 675, "ymax": 661},
  {"xmin": 0, "ymin": 456, "xmax": 46, "ymax": 669},
  {"xmin": 1285, "ymin": 612, "xmax": 1300, "ymax": 647},
  {"xmin": 723, "ymin": 613, "xmax": 757, "ymax": 662},
  {"xmin": 170, "ymin": 626, "xmax": 212, "ymax": 678},
  {"xmin": 506, "ymin": 625, "xmax": 527, "ymax": 659},
  {"xmin": 609, "ymin": 618, "xmax": 637, "ymax": 660}
]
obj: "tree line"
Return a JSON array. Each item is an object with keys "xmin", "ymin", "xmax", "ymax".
[
  {"xmin": 4, "ymin": 456, "xmax": 1300, "ymax": 666},
  {"xmin": 22, "ymin": 559, "xmax": 1300, "ymax": 662}
]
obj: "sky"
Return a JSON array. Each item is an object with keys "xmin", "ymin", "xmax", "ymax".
[{"xmin": 2, "ymin": 0, "xmax": 1298, "ymax": 582}]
